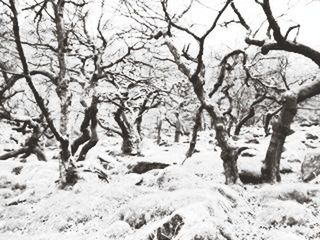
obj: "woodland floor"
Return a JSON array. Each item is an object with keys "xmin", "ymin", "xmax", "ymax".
[{"xmin": 0, "ymin": 125, "xmax": 320, "ymax": 240}]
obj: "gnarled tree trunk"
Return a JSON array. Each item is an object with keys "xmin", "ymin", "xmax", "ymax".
[
  {"xmin": 206, "ymin": 104, "xmax": 239, "ymax": 184},
  {"xmin": 72, "ymin": 96, "xmax": 99, "ymax": 161},
  {"xmin": 164, "ymin": 39, "xmax": 239, "ymax": 184},
  {"xmin": 261, "ymin": 91, "xmax": 297, "ymax": 183},
  {"xmin": 186, "ymin": 106, "xmax": 203, "ymax": 158},
  {"xmin": 114, "ymin": 107, "xmax": 141, "ymax": 155},
  {"xmin": 0, "ymin": 120, "xmax": 46, "ymax": 161}
]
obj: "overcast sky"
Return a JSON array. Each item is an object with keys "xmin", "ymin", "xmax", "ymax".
[{"xmin": 87, "ymin": 0, "xmax": 320, "ymax": 56}]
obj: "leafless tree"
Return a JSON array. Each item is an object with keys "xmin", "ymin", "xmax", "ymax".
[{"xmin": 235, "ymin": 0, "xmax": 320, "ymax": 182}]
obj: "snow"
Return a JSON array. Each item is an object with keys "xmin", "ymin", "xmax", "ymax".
[{"xmin": 0, "ymin": 126, "xmax": 320, "ymax": 239}]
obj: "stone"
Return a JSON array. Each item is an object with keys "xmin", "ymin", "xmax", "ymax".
[
  {"xmin": 128, "ymin": 162, "xmax": 170, "ymax": 174},
  {"xmin": 305, "ymin": 133, "xmax": 318, "ymax": 140},
  {"xmin": 239, "ymin": 170, "xmax": 262, "ymax": 184},
  {"xmin": 259, "ymin": 184, "xmax": 311, "ymax": 204},
  {"xmin": 280, "ymin": 162, "xmax": 293, "ymax": 174},
  {"xmin": 258, "ymin": 200, "xmax": 314, "ymax": 226},
  {"xmin": 148, "ymin": 214, "xmax": 184, "ymax": 240},
  {"xmin": 105, "ymin": 221, "xmax": 132, "ymax": 238},
  {"xmin": 245, "ymin": 138, "xmax": 260, "ymax": 144},
  {"xmin": 240, "ymin": 149, "xmax": 257, "ymax": 157},
  {"xmin": 301, "ymin": 151, "xmax": 320, "ymax": 182}
]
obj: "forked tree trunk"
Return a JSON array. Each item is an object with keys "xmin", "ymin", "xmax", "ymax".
[
  {"xmin": 72, "ymin": 96, "xmax": 99, "ymax": 161},
  {"xmin": 261, "ymin": 91, "xmax": 297, "ymax": 183},
  {"xmin": 165, "ymin": 39, "xmax": 239, "ymax": 184},
  {"xmin": 77, "ymin": 107, "xmax": 98, "ymax": 161}
]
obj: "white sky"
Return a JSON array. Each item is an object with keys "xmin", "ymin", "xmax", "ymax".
[
  {"xmin": 167, "ymin": 0, "xmax": 320, "ymax": 48},
  {"xmin": 87, "ymin": 0, "xmax": 320, "ymax": 59}
]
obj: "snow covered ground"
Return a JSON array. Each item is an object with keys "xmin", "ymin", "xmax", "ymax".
[{"xmin": 0, "ymin": 125, "xmax": 320, "ymax": 240}]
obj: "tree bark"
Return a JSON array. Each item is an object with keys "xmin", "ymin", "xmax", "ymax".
[
  {"xmin": 261, "ymin": 91, "xmax": 297, "ymax": 183},
  {"xmin": 165, "ymin": 39, "xmax": 239, "ymax": 184},
  {"xmin": 156, "ymin": 116, "xmax": 163, "ymax": 145},
  {"xmin": 0, "ymin": 124, "xmax": 47, "ymax": 161},
  {"xmin": 206, "ymin": 105, "xmax": 239, "ymax": 184},
  {"xmin": 174, "ymin": 113, "xmax": 182, "ymax": 143},
  {"xmin": 114, "ymin": 107, "xmax": 141, "ymax": 155},
  {"xmin": 234, "ymin": 93, "xmax": 267, "ymax": 136},
  {"xmin": 186, "ymin": 106, "xmax": 203, "ymax": 158},
  {"xmin": 52, "ymin": 0, "xmax": 71, "ymax": 136},
  {"xmin": 8, "ymin": 0, "xmax": 77, "ymax": 187},
  {"xmin": 77, "ymin": 97, "xmax": 99, "ymax": 161},
  {"xmin": 71, "ymin": 106, "xmax": 91, "ymax": 155},
  {"xmin": 0, "ymin": 148, "xmax": 29, "ymax": 160},
  {"xmin": 264, "ymin": 108, "xmax": 282, "ymax": 136}
]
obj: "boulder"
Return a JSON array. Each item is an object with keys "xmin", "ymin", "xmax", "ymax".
[
  {"xmin": 245, "ymin": 138, "xmax": 260, "ymax": 144},
  {"xmin": 305, "ymin": 133, "xmax": 318, "ymax": 140},
  {"xmin": 282, "ymin": 153, "xmax": 301, "ymax": 163},
  {"xmin": 280, "ymin": 161, "xmax": 293, "ymax": 174},
  {"xmin": 301, "ymin": 151, "xmax": 320, "ymax": 182},
  {"xmin": 128, "ymin": 162, "xmax": 170, "ymax": 174},
  {"xmin": 238, "ymin": 157, "xmax": 262, "ymax": 184},
  {"xmin": 148, "ymin": 214, "xmax": 184, "ymax": 240},
  {"xmin": 240, "ymin": 149, "xmax": 257, "ymax": 157},
  {"xmin": 104, "ymin": 221, "xmax": 132, "ymax": 239},
  {"xmin": 258, "ymin": 183, "xmax": 312, "ymax": 204},
  {"xmin": 239, "ymin": 170, "xmax": 262, "ymax": 184},
  {"xmin": 258, "ymin": 200, "xmax": 314, "ymax": 226}
]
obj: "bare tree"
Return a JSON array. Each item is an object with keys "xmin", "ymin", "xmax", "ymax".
[
  {"xmin": 156, "ymin": 0, "xmax": 240, "ymax": 184},
  {"xmin": 0, "ymin": 0, "xmax": 107, "ymax": 187},
  {"xmin": 0, "ymin": 116, "xmax": 47, "ymax": 161},
  {"xmin": 236, "ymin": 0, "xmax": 320, "ymax": 182},
  {"xmin": 100, "ymin": 87, "xmax": 162, "ymax": 155}
]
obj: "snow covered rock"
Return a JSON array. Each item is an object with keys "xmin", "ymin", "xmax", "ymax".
[
  {"xmin": 142, "ymin": 165, "xmax": 205, "ymax": 191},
  {"xmin": 258, "ymin": 183, "xmax": 312, "ymax": 204},
  {"xmin": 149, "ymin": 214, "xmax": 184, "ymax": 240},
  {"xmin": 301, "ymin": 151, "xmax": 320, "ymax": 182},
  {"xmin": 238, "ymin": 157, "xmax": 262, "ymax": 184},
  {"xmin": 117, "ymin": 188, "xmax": 238, "ymax": 240},
  {"xmin": 266, "ymin": 230, "xmax": 306, "ymax": 240},
  {"xmin": 280, "ymin": 161, "xmax": 293, "ymax": 174},
  {"xmin": 239, "ymin": 170, "xmax": 262, "ymax": 184},
  {"xmin": 104, "ymin": 221, "xmax": 132, "ymax": 239},
  {"xmin": 258, "ymin": 200, "xmax": 314, "ymax": 226}
]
